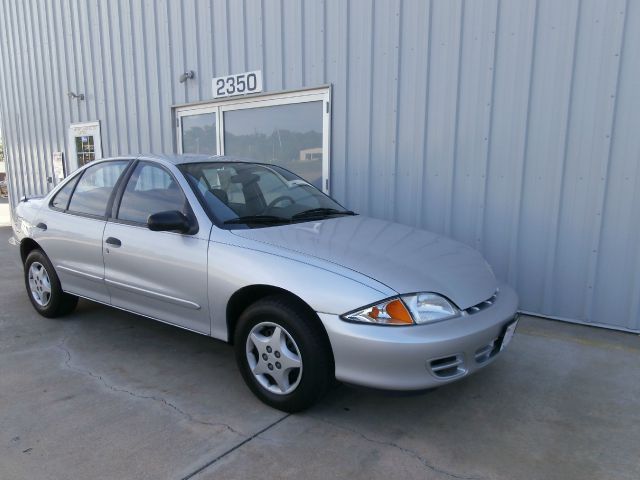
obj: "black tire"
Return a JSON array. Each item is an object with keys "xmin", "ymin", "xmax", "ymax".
[
  {"xmin": 24, "ymin": 249, "xmax": 78, "ymax": 318},
  {"xmin": 234, "ymin": 295, "xmax": 334, "ymax": 412}
]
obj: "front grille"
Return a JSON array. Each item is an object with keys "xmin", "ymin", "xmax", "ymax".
[
  {"xmin": 429, "ymin": 354, "xmax": 465, "ymax": 379},
  {"xmin": 464, "ymin": 291, "xmax": 498, "ymax": 315}
]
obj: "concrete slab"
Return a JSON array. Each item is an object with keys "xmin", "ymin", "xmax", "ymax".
[
  {"xmin": 0, "ymin": 226, "xmax": 638, "ymax": 479},
  {"xmin": 194, "ymin": 320, "xmax": 640, "ymax": 480},
  {"xmin": 0, "ymin": 226, "xmax": 284, "ymax": 479}
]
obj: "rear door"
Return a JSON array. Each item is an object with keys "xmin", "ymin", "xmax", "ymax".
[
  {"xmin": 102, "ymin": 161, "xmax": 210, "ymax": 334},
  {"xmin": 39, "ymin": 160, "xmax": 130, "ymax": 303}
]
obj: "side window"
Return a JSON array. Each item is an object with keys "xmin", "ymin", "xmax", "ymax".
[
  {"xmin": 51, "ymin": 176, "xmax": 79, "ymax": 210},
  {"xmin": 117, "ymin": 163, "xmax": 188, "ymax": 224},
  {"xmin": 67, "ymin": 161, "xmax": 128, "ymax": 216}
]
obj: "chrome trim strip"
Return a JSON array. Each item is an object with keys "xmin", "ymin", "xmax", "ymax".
[
  {"xmin": 57, "ymin": 265, "xmax": 103, "ymax": 282},
  {"xmin": 63, "ymin": 291, "xmax": 211, "ymax": 337},
  {"xmin": 104, "ymin": 278, "xmax": 201, "ymax": 310}
]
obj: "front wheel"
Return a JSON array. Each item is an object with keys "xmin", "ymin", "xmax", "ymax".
[
  {"xmin": 234, "ymin": 296, "xmax": 333, "ymax": 412},
  {"xmin": 24, "ymin": 249, "xmax": 78, "ymax": 317}
]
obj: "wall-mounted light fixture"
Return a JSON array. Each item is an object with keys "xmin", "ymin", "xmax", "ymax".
[
  {"xmin": 67, "ymin": 91, "xmax": 85, "ymax": 100},
  {"xmin": 179, "ymin": 70, "xmax": 195, "ymax": 83}
]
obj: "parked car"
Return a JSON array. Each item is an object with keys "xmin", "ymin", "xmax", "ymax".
[{"xmin": 10, "ymin": 154, "xmax": 518, "ymax": 411}]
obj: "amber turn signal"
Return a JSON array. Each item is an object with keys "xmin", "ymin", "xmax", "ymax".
[
  {"xmin": 384, "ymin": 299, "xmax": 414, "ymax": 324},
  {"xmin": 342, "ymin": 297, "xmax": 414, "ymax": 325}
]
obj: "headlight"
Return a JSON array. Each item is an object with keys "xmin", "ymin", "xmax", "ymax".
[
  {"xmin": 342, "ymin": 293, "xmax": 459, "ymax": 326},
  {"xmin": 401, "ymin": 293, "xmax": 459, "ymax": 324}
]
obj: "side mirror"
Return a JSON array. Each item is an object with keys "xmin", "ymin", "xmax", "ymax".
[{"xmin": 147, "ymin": 210, "xmax": 191, "ymax": 233}]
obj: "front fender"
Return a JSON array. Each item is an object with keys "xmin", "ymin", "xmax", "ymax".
[{"xmin": 207, "ymin": 240, "xmax": 396, "ymax": 341}]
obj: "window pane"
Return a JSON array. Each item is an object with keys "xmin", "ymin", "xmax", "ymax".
[
  {"xmin": 68, "ymin": 161, "xmax": 128, "ymax": 216},
  {"xmin": 51, "ymin": 176, "xmax": 78, "ymax": 210},
  {"xmin": 182, "ymin": 113, "xmax": 217, "ymax": 154},
  {"xmin": 75, "ymin": 135, "xmax": 96, "ymax": 166},
  {"xmin": 118, "ymin": 163, "xmax": 187, "ymax": 224},
  {"xmin": 223, "ymin": 101, "xmax": 323, "ymax": 189}
]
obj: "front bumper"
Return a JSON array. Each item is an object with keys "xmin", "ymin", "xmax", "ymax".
[{"xmin": 318, "ymin": 284, "xmax": 519, "ymax": 390}]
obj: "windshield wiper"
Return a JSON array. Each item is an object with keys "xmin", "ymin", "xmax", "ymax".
[
  {"xmin": 224, "ymin": 215, "xmax": 290, "ymax": 225},
  {"xmin": 291, "ymin": 208, "xmax": 356, "ymax": 221}
]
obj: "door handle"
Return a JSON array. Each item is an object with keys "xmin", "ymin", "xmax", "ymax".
[
  {"xmin": 105, "ymin": 237, "xmax": 121, "ymax": 247},
  {"xmin": 36, "ymin": 222, "xmax": 47, "ymax": 230}
]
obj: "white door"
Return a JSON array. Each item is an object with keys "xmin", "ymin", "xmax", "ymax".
[{"xmin": 68, "ymin": 121, "xmax": 103, "ymax": 172}]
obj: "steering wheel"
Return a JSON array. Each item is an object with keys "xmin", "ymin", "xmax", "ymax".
[{"xmin": 263, "ymin": 195, "xmax": 295, "ymax": 213}]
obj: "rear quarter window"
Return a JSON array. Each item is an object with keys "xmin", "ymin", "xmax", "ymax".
[{"xmin": 50, "ymin": 176, "xmax": 79, "ymax": 210}]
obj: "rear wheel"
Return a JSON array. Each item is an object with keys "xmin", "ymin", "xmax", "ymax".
[
  {"xmin": 234, "ymin": 295, "xmax": 333, "ymax": 412},
  {"xmin": 24, "ymin": 249, "xmax": 78, "ymax": 317}
]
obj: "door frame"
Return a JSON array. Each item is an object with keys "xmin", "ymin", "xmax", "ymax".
[
  {"xmin": 68, "ymin": 121, "xmax": 103, "ymax": 172},
  {"xmin": 174, "ymin": 86, "xmax": 331, "ymax": 193}
]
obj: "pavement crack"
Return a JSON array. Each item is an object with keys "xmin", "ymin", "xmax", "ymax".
[
  {"xmin": 56, "ymin": 335, "xmax": 243, "ymax": 437},
  {"xmin": 309, "ymin": 415, "xmax": 485, "ymax": 480},
  {"xmin": 181, "ymin": 414, "xmax": 291, "ymax": 480}
]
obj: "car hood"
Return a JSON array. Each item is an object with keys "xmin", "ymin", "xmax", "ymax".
[{"xmin": 230, "ymin": 215, "xmax": 497, "ymax": 309}]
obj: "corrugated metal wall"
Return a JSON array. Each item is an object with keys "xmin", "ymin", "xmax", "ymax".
[{"xmin": 0, "ymin": 0, "xmax": 639, "ymax": 332}]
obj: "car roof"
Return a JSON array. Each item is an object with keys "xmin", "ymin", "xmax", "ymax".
[{"xmin": 135, "ymin": 153, "xmax": 255, "ymax": 166}]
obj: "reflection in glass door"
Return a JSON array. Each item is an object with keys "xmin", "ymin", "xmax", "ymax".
[
  {"xmin": 74, "ymin": 135, "xmax": 95, "ymax": 166},
  {"xmin": 181, "ymin": 113, "xmax": 217, "ymax": 155},
  {"xmin": 223, "ymin": 102, "xmax": 323, "ymax": 190}
]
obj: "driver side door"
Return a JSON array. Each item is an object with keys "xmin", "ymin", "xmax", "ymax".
[{"xmin": 102, "ymin": 161, "xmax": 210, "ymax": 334}]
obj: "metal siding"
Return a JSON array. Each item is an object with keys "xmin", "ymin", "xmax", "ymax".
[
  {"xmin": 483, "ymin": 0, "xmax": 536, "ymax": 294},
  {"xmin": 325, "ymin": 0, "xmax": 348, "ymax": 201},
  {"xmin": 450, "ymin": 0, "xmax": 498, "ymax": 249},
  {"xmin": 394, "ymin": 0, "xmax": 431, "ymax": 227},
  {"xmin": 424, "ymin": 0, "xmax": 463, "ymax": 235},
  {"xmin": 302, "ymin": 0, "xmax": 325, "ymax": 86},
  {"xmin": 0, "ymin": 0, "xmax": 638, "ymax": 332},
  {"xmin": 244, "ymin": 0, "xmax": 264, "ymax": 75},
  {"xmin": 516, "ymin": 0, "xmax": 579, "ymax": 312},
  {"xmin": 352, "ymin": 0, "xmax": 377, "ymax": 214},
  {"xmin": 592, "ymin": 0, "xmax": 640, "ymax": 332}
]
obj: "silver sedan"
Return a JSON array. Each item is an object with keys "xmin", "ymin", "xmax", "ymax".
[{"xmin": 10, "ymin": 154, "xmax": 519, "ymax": 412}]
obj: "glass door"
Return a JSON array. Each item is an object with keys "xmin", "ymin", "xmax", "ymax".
[
  {"xmin": 221, "ymin": 101, "xmax": 324, "ymax": 190},
  {"xmin": 175, "ymin": 87, "xmax": 331, "ymax": 193}
]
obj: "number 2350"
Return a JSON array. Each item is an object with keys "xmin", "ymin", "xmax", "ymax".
[{"xmin": 215, "ymin": 73, "xmax": 258, "ymax": 97}]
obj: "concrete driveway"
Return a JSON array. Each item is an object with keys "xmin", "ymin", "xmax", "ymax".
[{"xmin": 1, "ymin": 226, "xmax": 638, "ymax": 480}]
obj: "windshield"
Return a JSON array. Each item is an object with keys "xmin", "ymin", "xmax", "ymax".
[{"xmin": 179, "ymin": 162, "xmax": 354, "ymax": 228}]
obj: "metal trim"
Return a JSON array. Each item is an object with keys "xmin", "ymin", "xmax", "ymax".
[
  {"xmin": 56, "ymin": 265, "xmax": 103, "ymax": 282},
  {"xmin": 104, "ymin": 278, "xmax": 201, "ymax": 310}
]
